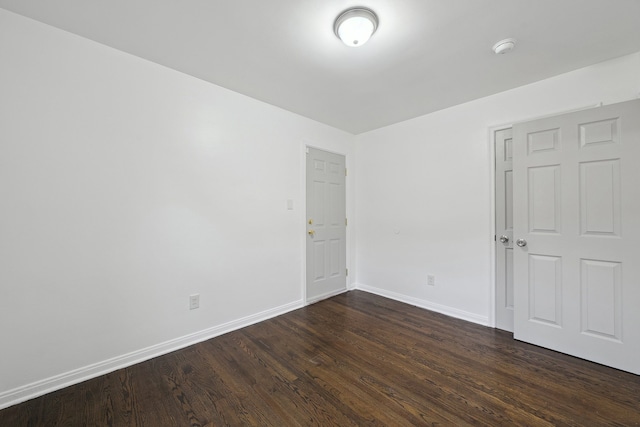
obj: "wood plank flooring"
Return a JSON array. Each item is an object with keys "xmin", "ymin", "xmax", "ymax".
[{"xmin": 1, "ymin": 290, "xmax": 639, "ymax": 426}]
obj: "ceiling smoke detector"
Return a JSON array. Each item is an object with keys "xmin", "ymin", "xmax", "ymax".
[{"xmin": 493, "ymin": 38, "xmax": 517, "ymax": 54}]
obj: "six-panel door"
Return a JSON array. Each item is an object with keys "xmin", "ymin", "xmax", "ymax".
[
  {"xmin": 306, "ymin": 147, "xmax": 347, "ymax": 302},
  {"xmin": 512, "ymin": 99, "xmax": 640, "ymax": 374}
]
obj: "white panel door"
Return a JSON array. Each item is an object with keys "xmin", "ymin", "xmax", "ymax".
[
  {"xmin": 495, "ymin": 128, "xmax": 515, "ymax": 332},
  {"xmin": 306, "ymin": 147, "xmax": 346, "ymax": 303},
  {"xmin": 512, "ymin": 99, "xmax": 640, "ymax": 374}
]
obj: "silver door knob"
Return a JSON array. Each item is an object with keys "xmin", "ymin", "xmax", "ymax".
[
  {"xmin": 499, "ymin": 235, "xmax": 509, "ymax": 244},
  {"xmin": 516, "ymin": 239, "xmax": 527, "ymax": 247}
]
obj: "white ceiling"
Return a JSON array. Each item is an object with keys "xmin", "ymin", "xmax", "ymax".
[{"xmin": 2, "ymin": 0, "xmax": 640, "ymax": 134}]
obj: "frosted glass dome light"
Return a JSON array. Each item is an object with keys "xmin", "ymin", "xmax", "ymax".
[{"xmin": 334, "ymin": 7, "xmax": 378, "ymax": 47}]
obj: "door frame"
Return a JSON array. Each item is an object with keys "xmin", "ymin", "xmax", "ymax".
[
  {"xmin": 301, "ymin": 142, "xmax": 351, "ymax": 305},
  {"xmin": 489, "ymin": 124, "xmax": 513, "ymax": 328}
]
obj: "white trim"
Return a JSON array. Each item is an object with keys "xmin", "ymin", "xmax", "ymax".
[
  {"xmin": 487, "ymin": 125, "xmax": 511, "ymax": 328},
  {"xmin": 356, "ymin": 283, "xmax": 489, "ymax": 326},
  {"xmin": 0, "ymin": 299, "xmax": 303, "ymax": 410},
  {"xmin": 300, "ymin": 141, "xmax": 309, "ymax": 304},
  {"xmin": 304, "ymin": 143, "xmax": 348, "ymax": 158}
]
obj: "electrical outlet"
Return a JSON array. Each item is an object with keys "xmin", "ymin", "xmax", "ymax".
[
  {"xmin": 189, "ymin": 294, "xmax": 200, "ymax": 310},
  {"xmin": 427, "ymin": 275, "xmax": 435, "ymax": 286}
]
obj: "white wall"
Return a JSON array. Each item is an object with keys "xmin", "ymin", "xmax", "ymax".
[
  {"xmin": 0, "ymin": 9, "xmax": 354, "ymax": 408},
  {"xmin": 2, "ymin": 5, "xmax": 640, "ymax": 412},
  {"xmin": 355, "ymin": 52, "xmax": 640, "ymax": 325}
]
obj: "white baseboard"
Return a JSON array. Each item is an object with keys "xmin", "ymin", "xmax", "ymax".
[
  {"xmin": 0, "ymin": 299, "xmax": 304, "ymax": 410},
  {"xmin": 355, "ymin": 283, "xmax": 489, "ymax": 326},
  {"xmin": 1, "ymin": 287, "xmax": 488, "ymax": 410}
]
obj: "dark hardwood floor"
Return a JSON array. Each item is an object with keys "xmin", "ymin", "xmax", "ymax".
[{"xmin": 2, "ymin": 290, "xmax": 639, "ymax": 426}]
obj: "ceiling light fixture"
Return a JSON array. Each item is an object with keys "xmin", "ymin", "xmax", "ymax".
[
  {"xmin": 493, "ymin": 38, "xmax": 517, "ymax": 54},
  {"xmin": 334, "ymin": 7, "xmax": 378, "ymax": 47}
]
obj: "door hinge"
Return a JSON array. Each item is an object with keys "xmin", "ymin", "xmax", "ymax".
[
  {"xmin": 345, "ymin": 168, "xmax": 348, "ymax": 176},
  {"xmin": 345, "ymin": 218, "xmax": 348, "ymax": 226},
  {"xmin": 346, "ymin": 268, "xmax": 349, "ymax": 276},
  {"xmin": 494, "ymin": 235, "xmax": 496, "ymax": 241}
]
